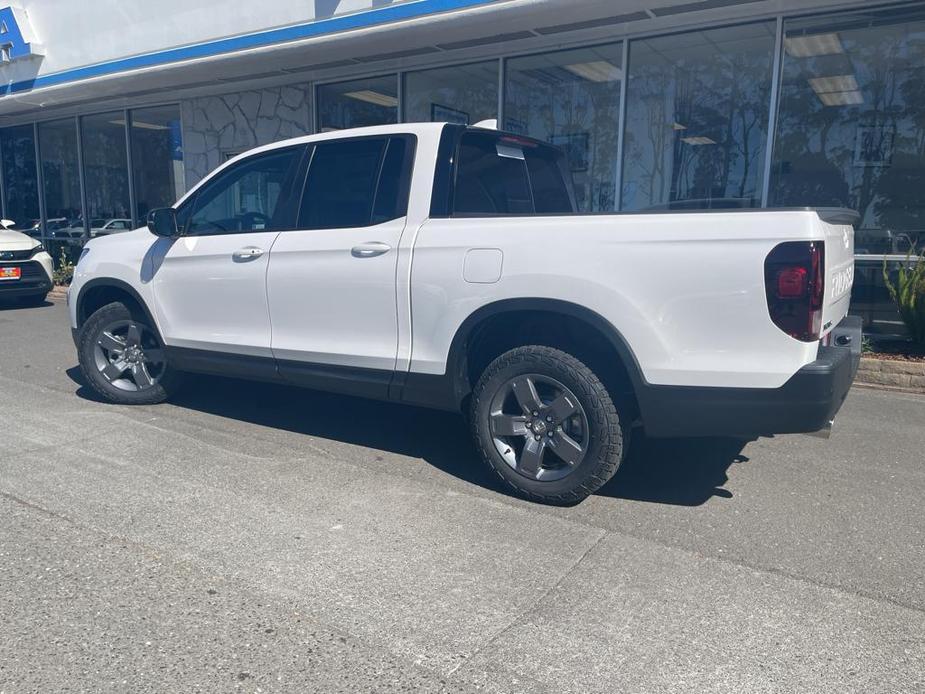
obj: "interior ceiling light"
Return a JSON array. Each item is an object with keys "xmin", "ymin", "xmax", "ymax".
[
  {"xmin": 817, "ymin": 91, "xmax": 864, "ymax": 106},
  {"xmin": 808, "ymin": 74, "xmax": 864, "ymax": 107},
  {"xmin": 784, "ymin": 33, "xmax": 845, "ymax": 58},
  {"xmin": 344, "ymin": 90, "xmax": 398, "ymax": 107},
  {"xmin": 563, "ymin": 61, "xmax": 624, "ymax": 82},
  {"xmin": 809, "ymin": 74, "xmax": 859, "ymax": 94},
  {"xmin": 680, "ymin": 136, "xmax": 717, "ymax": 146}
]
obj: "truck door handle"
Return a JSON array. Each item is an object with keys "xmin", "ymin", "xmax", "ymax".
[
  {"xmin": 233, "ymin": 246, "xmax": 265, "ymax": 261},
  {"xmin": 351, "ymin": 242, "xmax": 391, "ymax": 258}
]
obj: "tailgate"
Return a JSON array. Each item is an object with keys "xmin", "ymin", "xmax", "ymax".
[{"xmin": 816, "ymin": 209, "xmax": 856, "ymax": 337}]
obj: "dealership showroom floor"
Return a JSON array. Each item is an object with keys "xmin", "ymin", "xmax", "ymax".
[{"xmin": 1, "ymin": 299, "xmax": 923, "ymax": 693}]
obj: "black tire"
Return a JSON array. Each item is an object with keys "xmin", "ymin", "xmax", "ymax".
[
  {"xmin": 19, "ymin": 292, "xmax": 47, "ymax": 307},
  {"xmin": 471, "ymin": 345, "xmax": 627, "ymax": 505},
  {"xmin": 78, "ymin": 301, "xmax": 182, "ymax": 405}
]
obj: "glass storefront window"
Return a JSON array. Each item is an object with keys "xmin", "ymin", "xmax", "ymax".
[
  {"xmin": 404, "ymin": 60, "xmax": 498, "ymax": 125},
  {"xmin": 0, "ymin": 124, "xmax": 40, "ymax": 236},
  {"xmin": 81, "ymin": 111, "xmax": 131, "ymax": 237},
  {"xmin": 506, "ymin": 44, "xmax": 623, "ymax": 212},
  {"xmin": 317, "ymin": 75, "xmax": 398, "ymax": 131},
  {"xmin": 131, "ymin": 105, "xmax": 185, "ymax": 223},
  {"xmin": 771, "ymin": 7, "xmax": 925, "ymax": 255},
  {"xmin": 38, "ymin": 118, "xmax": 83, "ymax": 254},
  {"xmin": 621, "ymin": 22, "xmax": 776, "ymax": 211}
]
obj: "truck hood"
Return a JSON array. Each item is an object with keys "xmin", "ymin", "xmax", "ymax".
[{"xmin": 0, "ymin": 228, "xmax": 40, "ymax": 251}]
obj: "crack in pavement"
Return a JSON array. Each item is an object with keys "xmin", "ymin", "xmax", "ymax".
[{"xmin": 446, "ymin": 530, "xmax": 609, "ymax": 679}]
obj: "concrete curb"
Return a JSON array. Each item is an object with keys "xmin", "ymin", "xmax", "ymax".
[{"xmin": 857, "ymin": 356, "xmax": 925, "ymax": 394}]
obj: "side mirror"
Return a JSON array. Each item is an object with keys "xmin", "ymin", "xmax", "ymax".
[{"xmin": 147, "ymin": 208, "xmax": 180, "ymax": 238}]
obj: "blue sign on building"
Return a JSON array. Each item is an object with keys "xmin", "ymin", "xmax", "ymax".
[{"xmin": 0, "ymin": 6, "xmax": 42, "ymax": 62}]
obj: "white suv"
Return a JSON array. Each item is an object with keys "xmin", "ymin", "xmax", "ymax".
[
  {"xmin": 0, "ymin": 221, "xmax": 54, "ymax": 305},
  {"xmin": 69, "ymin": 123, "xmax": 860, "ymax": 504}
]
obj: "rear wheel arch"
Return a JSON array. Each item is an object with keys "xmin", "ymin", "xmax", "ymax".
[{"xmin": 447, "ymin": 299, "xmax": 645, "ymax": 417}]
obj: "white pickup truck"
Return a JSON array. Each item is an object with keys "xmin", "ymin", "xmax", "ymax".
[{"xmin": 69, "ymin": 122, "xmax": 860, "ymax": 504}]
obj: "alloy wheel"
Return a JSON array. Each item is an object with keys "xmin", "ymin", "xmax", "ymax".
[
  {"xmin": 488, "ymin": 373, "xmax": 590, "ymax": 482},
  {"xmin": 93, "ymin": 320, "xmax": 166, "ymax": 392}
]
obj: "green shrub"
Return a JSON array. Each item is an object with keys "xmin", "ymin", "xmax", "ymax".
[
  {"xmin": 52, "ymin": 247, "xmax": 75, "ymax": 286},
  {"xmin": 883, "ymin": 248, "xmax": 925, "ymax": 345}
]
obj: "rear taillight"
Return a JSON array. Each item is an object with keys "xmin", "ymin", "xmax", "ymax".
[
  {"xmin": 776, "ymin": 267, "xmax": 807, "ymax": 298},
  {"xmin": 765, "ymin": 241, "xmax": 825, "ymax": 342}
]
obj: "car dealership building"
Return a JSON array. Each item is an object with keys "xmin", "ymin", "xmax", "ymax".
[{"xmin": 0, "ymin": 0, "xmax": 922, "ymax": 332}]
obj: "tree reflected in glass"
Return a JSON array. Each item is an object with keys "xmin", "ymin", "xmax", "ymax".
[
  {"xmin": 622, "ymin": 22, "xmax": 775, "ymax": 211},
  {"xmin": 771, "ymin": 7, "xmax": 925, "ymax": 255},
  {"xmin": 506, "ymin": 44, "xmax": 623, "ymax": 212}
]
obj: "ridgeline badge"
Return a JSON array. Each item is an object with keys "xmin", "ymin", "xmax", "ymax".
[{"xmin": 0, "ymin": 5, "xmax": 43, "ymax": 63}]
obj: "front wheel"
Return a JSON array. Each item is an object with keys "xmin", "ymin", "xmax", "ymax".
[
  {"xmin": 77, "ymin": 301, "xmax": 182, "ymax": 405},
  {"xmin": 470, "ymin": 346, "xmax": 628, "ymax": 505}
]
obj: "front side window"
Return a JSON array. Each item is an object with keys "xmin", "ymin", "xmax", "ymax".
[
  {"xmin": 185, "ymin": 147, "xmax": 303, "ymax": 235},
  {"xmin": 298, "ymin": 136, "xmax": 413, "ymax": 230}
]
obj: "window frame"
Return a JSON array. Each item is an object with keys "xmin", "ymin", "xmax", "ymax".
[
  {"xmin": 293, "ymin": 133, "xmax": 417, "ymax": 232},
  {"xmin": 176, "ymin": 143, "xmax": 309, "ymax": 237}
]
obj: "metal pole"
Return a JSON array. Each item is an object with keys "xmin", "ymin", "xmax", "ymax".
[
  {"xmin": 497, "ymin": 57, "xmax": 505, "ymax": 128},
  {"xmin": 614, "ymin": 39, "xmax": 631, "ymax": 212},
  {"xmin": 313, "ymin": 83, "xmax": 321, "ymax": 132},
  {"xmin": 309, "ymin": 83, "xmax": 318, "ymax": 134},
  {"xmin": 75, "ymin": 115, "xmax": 89, "ymax": 242},
  {"xmin": 124, "ymin": 109, "xmax": 138, "ymax": 227},
  {"xmin": 33, "ymin": 122, "xmax": 46, "ymax": 246},
  {"xmin": 0, "ymin": 129, "xmax": 7, "ymax": 221},
  {"xmin": 761, "ymin": 16, "xmax": 785, "ymax": 208}
]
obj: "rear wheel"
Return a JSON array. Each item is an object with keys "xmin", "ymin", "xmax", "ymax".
[
  {"xmin": 470, "ymin": 345, "xmax": 627, "ymax": 505},
  {"xmin": 78, "ymin": 301, "xmax": 181, "ymax": 405}
]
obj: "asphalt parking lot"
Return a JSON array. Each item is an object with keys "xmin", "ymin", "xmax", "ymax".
[{"xmin": 1, "ymin": 298, "xmax": 923, "ymax": 693}]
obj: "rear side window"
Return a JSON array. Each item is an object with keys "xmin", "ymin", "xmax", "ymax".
[
  {"xmin": 454, "ymin": 132, "xmax": 532, "ymax": 215},
  {"xmin": 526, "ymin": 150, "xmax": 574, "ymax": 214},
  {"xmin": 452, "ymin": 131, "xmax": 575, "ymax": 216},
  {"xmin": 372, "ymin": 137, "xmax": 415, "ymax": 224},
  {"xmin": 298, "ymin": 136, "xmax": 414, "ymax": 230}
]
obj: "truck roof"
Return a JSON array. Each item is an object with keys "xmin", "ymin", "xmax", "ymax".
[{"xmin": 236, "ymin": 121, "xmax": 450, "ymax": 158}]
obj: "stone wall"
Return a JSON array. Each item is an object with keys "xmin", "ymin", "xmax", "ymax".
[
  {"xmin": 180, "ymin": 84, "xmax": 312, "ymax": 187},
  {"xmin": 856, "ymin": 357, "xmax": 925, "ymax": 393}
]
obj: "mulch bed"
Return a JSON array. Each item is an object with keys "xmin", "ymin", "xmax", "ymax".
[{"xmin": 866, "ymin": 340, "xmax": 925, "ymax": 363}]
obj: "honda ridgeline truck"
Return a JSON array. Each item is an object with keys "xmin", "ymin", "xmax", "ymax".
[{"xmin": 68, "ymin": 122, "xmax": 861, "ymax": 504}]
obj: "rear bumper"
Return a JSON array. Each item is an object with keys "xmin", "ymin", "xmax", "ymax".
[{"xmin": 640, "ymin": 316, "xmax": 862, "ymax": 439}]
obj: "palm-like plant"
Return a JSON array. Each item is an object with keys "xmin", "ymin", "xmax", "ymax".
[{"xmin": 883, "ymin": 247, "xmax": 925, "ymax": 345}]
